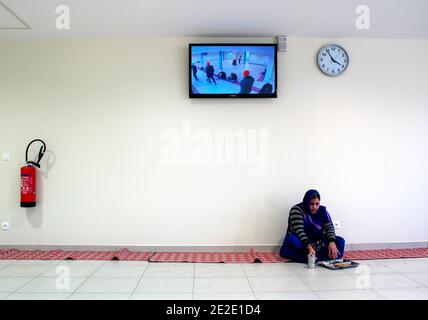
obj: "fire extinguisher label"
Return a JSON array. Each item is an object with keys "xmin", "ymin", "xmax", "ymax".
[{"xmin": 21, "ymin": 175, "xmax": 34, "ymax": 194}]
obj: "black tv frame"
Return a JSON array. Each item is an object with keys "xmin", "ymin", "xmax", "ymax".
[{"xmin": 189, "ymin": 43, "xmax": 278, "ymax": 98}]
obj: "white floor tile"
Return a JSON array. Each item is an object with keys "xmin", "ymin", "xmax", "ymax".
[
  {"xmin": 356, "ymin": 274, "xmax": 424, "ymax": 289},
  {"xmin": 56, "ymin": 260, "xmax": 107, "ymax": 267},
  {"xmin": 3, "ymin": 258, "xmax": 426, "ymax": 300},
  {"xmin": 354, "ymin": 259, "xmax": 404, "ymax": 264},
  {"xmin": 194, "ymin": 277, "xmax": 252, "ymax": 293},
  {"xmin": 300, "ymin": 275, "xmax": 359, "ymax": 291},
  {"xmin": 149, "ymin": 263, "xmax": 194, "ymax": 267},
  {"xmin": 17, "ymin": 277, "xmax": 87, "ymax": 293},
  {"xmin": 143, "ymin": 264, "xmax": 194, "ymax": 278},
  {"xmin": 5, "ymin": 293, "xmax": 71, "ymax": 300},
  {"xmin": 283, "ymin": 262, "xmax": 306, "ymax": 268},
  {"xmin": 134, "ymin": 277, "xmax": 193, "ymax": 293},
  {"xmin": 41, "ymin": 265, "xmax": 100, "ymax": 277},
  {"xmin": 12, "ymin": 260, "xmax": 62, "ymax": 266},
  {"xmin": 75, "ymin": 277, "xmax": 140, "ymax": 293},
  {"xmin": 374, "ymin": 288, "xmax": 428, "ymax": 300},
  {"xmin": 0, "ymin": 260, "xmax": 15, "ymax": 266},
  {"xmin": 384, "ymin": 261, "xmax": 428, "ymax": 273},
  {"xmin": 255, "ymin": 291, "xmax": 319, "ymax": 300},
  {"xmin": 0, "ymin": 293, "xmax": 11, "ymax": 300},
  {"xmin": 402, "ymin": 272, "xmax": 428, "ymax": 287},
  {"xmin": 344, "ymin": 263, "xmax": 395, "ymax": 275},
  {"xmin": 242, "ymin": 264, "xmax": 296, "ymax": 277},
  {"xmin": 353, "ymin": 260, "xmax": 380, "ymax": 264},
  {"xmin": 102, "ymin": 261, "xmax": 149, "ymax": 267},
  {"xmin": 195, "ymin": 264, "xmax": 245, "ymax": 277},
  {"xmin": 131, "ymin": 293, "xmax": 193, "ymax": 300},
  {"xmin": 292, "ymin": 266, "xmax": 350, "ymax": 277},
  {"xmin": 91, "ymin": 266, "xmax": 146, "ymax": 278},
  {"xmin": 314, "ymin": 289, "xmax": 383, "ymax": 300},
  {"xmin": 248, "ymin": 276, "xmax": 310, "ymax": 292},
  {"xmin": 286, "ymin": 262, "xmax": 352, "ymax": 275},
  {"xmin": 0, "ymin": 277, "xmax": 35, "ymax": 292},
  {"xmin": 0, "ymin": 265, "xmax": 53, "ymax": 277},
  {"xmin": 194, "ymin": 292, "xmax": 256, "ymax": 300},
  {"xmin": 367, "ymin": 258, "xmax": 428, "ymax": 265},
  {"xmin": 68, "ymin": 293, "xmax": 131, "ymax": 300}
]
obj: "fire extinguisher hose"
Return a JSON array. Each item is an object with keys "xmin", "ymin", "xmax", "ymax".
[{"xmin": 25, "ymin": 139, "xmax": 46, "ymax": 168}]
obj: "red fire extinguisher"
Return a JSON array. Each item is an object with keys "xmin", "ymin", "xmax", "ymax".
[{"xmin": 20, "ymin": 139, "xmax": 46, "ymax": 208}]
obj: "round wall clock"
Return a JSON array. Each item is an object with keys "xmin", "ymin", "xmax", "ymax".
[{"xmin": 317, "ymin": 44, "xmax": 349, "ymax": 76}]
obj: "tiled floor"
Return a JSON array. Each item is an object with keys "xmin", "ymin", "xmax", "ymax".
[{"xmin": 1, "ymin": 258, "xmax": 428, "ymax": 300}]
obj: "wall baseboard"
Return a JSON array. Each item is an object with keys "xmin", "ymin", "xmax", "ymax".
[{"xmin": 0, "ymin": 242, "xmax": 427, "ymax": 252}]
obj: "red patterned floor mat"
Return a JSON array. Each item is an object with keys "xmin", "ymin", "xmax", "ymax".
[
  {"xmin": 251, "ymin": 250, "xmax": 289, "ymax": 263},
  {"xmin": 1, "ymin": 247, "xmax": 427, "ymax": 262},
  {"xmin": 0, "ymin": 248, "xmax": 154, "ymax": 261},
  {"xmin": 149, "ymin": 251, "xmax": 256, "ymax": 263},
  {"xmin": 344, "ymin": 248, "xmax": 428, "ymax": 260}
]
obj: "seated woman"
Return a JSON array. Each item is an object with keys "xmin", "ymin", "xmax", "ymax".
[{"xmin": 280, "ymin": 189, "xmax": 345, "ymax": 263}]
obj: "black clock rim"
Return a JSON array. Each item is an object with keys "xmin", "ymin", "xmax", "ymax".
[{"xmin": 316, "ymin": 44, "xmax": 350, "ymax": 77}]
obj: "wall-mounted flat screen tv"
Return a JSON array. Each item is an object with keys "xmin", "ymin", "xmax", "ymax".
[{"xmin": 189, "ymin": 44, "xmax": 277, "ymax": 98}]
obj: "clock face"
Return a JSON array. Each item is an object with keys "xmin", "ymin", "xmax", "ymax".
[{"xmin": 317, "ymin": 44, "xmax": 349, "ymax": 76}]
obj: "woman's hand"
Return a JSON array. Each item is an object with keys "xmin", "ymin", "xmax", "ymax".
[
  {"xmin": 328, "ymin": 242, "xmax": 339, "ymax": 259},
  {"xmin": 307, "ymin": 245, "xmax": 316, "ymax": 256}
]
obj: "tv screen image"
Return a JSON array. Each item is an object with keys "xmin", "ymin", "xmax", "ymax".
[{"xmin": 189, "ymin": 44, "xmax": 277, "ymax": 98}]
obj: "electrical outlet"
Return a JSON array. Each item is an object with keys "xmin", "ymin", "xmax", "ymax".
[
  {"xmin": 2, "ymin": 222, "xmax": 10, "ymax": 231},
  {"xmin": 2, "ymin": 152, "xmax": 10, "ymax": 161},
  {"xmin": 333, "ymin": 221, "xmax": 341, "ymax": 229}
]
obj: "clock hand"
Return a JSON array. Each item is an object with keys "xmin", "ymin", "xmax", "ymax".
[{"xmin": 326, "ymin": 49, "xmax": 336, "ymax": 62}]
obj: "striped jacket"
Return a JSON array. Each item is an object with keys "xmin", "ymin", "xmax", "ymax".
[{"xmin": 287, "ymin": 205, "xmax": 336, "ymax": 247}]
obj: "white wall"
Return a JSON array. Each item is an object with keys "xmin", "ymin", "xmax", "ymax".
[{"xmin": 1, "ymin": 37, "xmax": 427, "ymax": 247}]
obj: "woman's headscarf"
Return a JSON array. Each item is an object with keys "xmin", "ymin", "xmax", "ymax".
[
  {"xmin": 301, "ymin": 189, "xmax": 321, "ymax": 214},
  {"xmin": 297, "ymin": 189, "xmax": 332, "ymax": 240}
]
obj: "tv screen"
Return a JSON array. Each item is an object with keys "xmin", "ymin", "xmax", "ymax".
[{"xmin": 189, "ymin": 44, "xmax": 277, "ymax": 98}]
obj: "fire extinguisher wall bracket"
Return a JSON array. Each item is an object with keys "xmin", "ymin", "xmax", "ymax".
[{"xmin": 20, "ymin": 139, "xmax": 47, "ymax": 208}]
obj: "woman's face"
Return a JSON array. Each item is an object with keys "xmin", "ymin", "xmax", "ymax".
[{"xmin": 309, "ymin": 197, "xmax": 320, "ymax": 214}]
